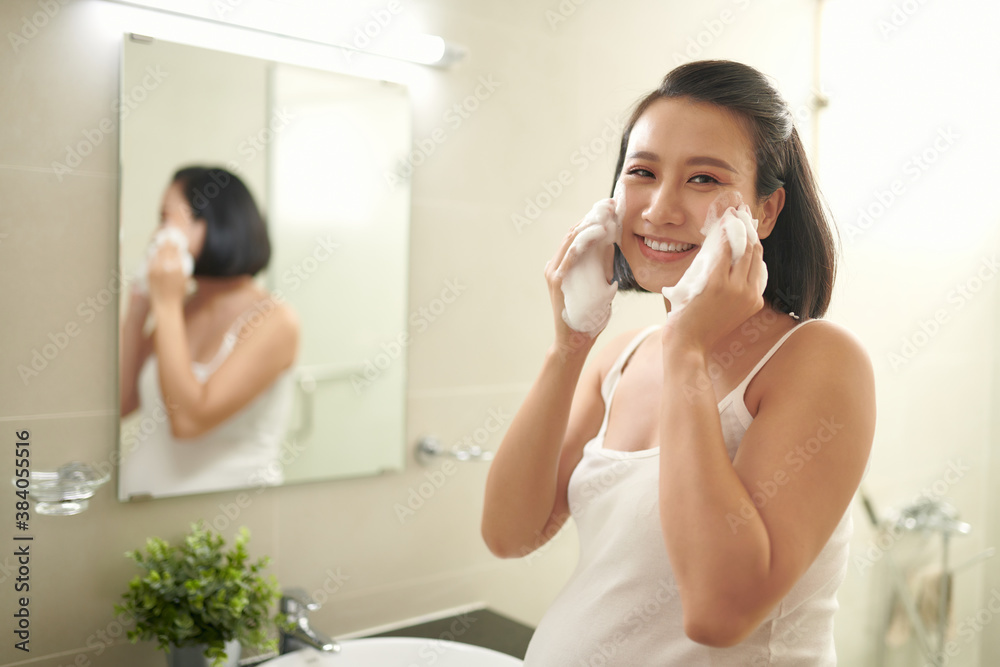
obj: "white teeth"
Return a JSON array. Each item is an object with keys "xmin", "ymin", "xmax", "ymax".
[{"xmin": 644, "ymin": 237, "xmax": 695, "ymax": 253}]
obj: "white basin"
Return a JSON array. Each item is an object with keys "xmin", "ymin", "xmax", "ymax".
[{"xmin": 265, "ymin": 638, "xmax": 523, "ymax": 666}]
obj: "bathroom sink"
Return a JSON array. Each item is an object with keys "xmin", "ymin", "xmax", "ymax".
[{"xmin": 266, "ymin": 638, "xmax": 523, "ymax": 666}]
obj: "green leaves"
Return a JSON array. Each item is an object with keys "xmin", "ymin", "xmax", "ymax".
[{"xmin": 116, "ymin": 522, "xmax": 282, "ymax": 666}]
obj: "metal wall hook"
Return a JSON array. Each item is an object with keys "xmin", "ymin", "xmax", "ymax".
[{"xmin": 415, "ymin": 436, "xmax": 495, "ymax": 466}]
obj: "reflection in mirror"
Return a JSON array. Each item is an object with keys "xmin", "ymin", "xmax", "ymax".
[{"xmin": 117, "ymin": 37, "xmax": 410, "ymax": 501}]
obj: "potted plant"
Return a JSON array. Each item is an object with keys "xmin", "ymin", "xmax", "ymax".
[{"xmin": 115, "ymin": 522, "xmax": 285, "ymax": 667}]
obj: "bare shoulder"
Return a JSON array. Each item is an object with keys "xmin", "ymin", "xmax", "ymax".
[
  {"xmin": 765, "ymin": 318, "xmax": 874, "ymax": 396},
  {"xmin": 267, "ymin": 299, "xmax": 300, "ymax": 337},
  {"xmin": 232, "ymin": 297, "xmax": 300, "ymax": 361},
  {"xmin": 784, "ymin": 318, "xmax": 871, "ymax": 368}
]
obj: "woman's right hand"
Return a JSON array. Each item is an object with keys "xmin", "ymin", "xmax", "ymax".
[{"xmin": 544, "ymin": 202, "xmax": 617, "ymax": 358}]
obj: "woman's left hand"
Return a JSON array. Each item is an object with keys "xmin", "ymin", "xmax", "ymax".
[
  {"xmin": 663, "ymin": 231, "xmax": 766, "ymax": 355},
  {"xmin": 146, "ymin": 241, "xmax": 188, "ymax": 307}
]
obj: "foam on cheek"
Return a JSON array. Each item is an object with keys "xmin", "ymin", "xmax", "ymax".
[
  {"xmin": 659, "ymin": 199, "xmax": 767, "ymax": 314},
  {"xmin": 559, "ymin": 181, "xmax": 626, "ymax": 335}
]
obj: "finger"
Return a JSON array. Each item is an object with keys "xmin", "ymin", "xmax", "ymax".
[
  {"xmin": 745, "ymin": 242, "xmax": 766, "ymax": 291},
  {"xmin": 603, "ymin": 239, "xmax": 616, "ymax": 282},
  {"xmin": 710, "ymin": 228, "xmax": 735, "ymax": 282},
  {"xmin": 732, "ymin": 232, "xmax": 756, "ymax": 280},
  {"xmin": 548, "ymin": 224, "xmax": 581, "ymax": 278}
]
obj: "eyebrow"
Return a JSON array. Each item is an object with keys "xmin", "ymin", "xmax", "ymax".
[{"xmin": 626, "ymin": 151, "xmax": 739, "ymax": 174}]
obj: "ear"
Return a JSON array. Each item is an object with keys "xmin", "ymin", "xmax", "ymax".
[{"xmin": 755, "ymin": 187, "xmax": 785, "ymax": 240}]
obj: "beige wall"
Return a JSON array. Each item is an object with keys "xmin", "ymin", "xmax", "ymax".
[{"xmin": 12, "ymin": 0, "xmax": 977, "ymax": 666}]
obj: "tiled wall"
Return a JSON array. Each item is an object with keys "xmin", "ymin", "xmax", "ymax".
[{"xmin": 15, "ymin": 1, "xmax": 978, "ymax": 666}]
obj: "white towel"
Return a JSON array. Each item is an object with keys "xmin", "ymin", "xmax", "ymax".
[{"xmin": 132, "ymin": 226, "xmax": 195, "ymax": 295}]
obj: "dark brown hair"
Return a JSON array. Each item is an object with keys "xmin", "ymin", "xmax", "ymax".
[
  {"xmin": 173, "ymin": 166, "xmax": 271, "ymax": 277},
  {"xmin": 611, "ymin": 60, "xmax": 837, "ymax": 319}
]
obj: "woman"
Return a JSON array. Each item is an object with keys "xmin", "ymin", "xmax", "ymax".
[
  {"xmin": 482, "ymin": 61, "xmax": 876, "ymax": 664},
  {"xmin": 119, "ymin": 166, "xmax": 299, "ymax": 499}
]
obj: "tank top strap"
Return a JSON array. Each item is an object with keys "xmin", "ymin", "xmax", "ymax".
[
  {"xmin": 600, "ymin": 325, "xmax": 661, "ymax": 402},
  {"xmin": 192, "ymin": 297, "xmax": 275, "ymax": 377},
  {"xmin": 731, "ymin": 318, "xmax": 821, "ymax": 397}
]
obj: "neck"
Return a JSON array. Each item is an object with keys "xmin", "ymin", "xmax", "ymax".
[
  {"xmin": 714, "ymin": 305, "xmax": 798, "ymax": 357},
  {"xmin": 194, "ymin": 274, "xmax": 254, "ymax": 299}
]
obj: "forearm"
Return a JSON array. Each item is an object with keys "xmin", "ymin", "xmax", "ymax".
[
  {"xmin": 150, "ymin": 300, "xmax": 203, "ymax": 435},
  {"xmin": 658, "ymin": 345, "xmax": 771, "ymax": 626},
  {"xmin": 482, "ymin": 342, "xmax": 592, "ymax": 555}
]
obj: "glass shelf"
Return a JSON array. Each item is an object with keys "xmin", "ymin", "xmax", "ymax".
[{"xmin": 13, "ymin": 462, "xmax": 110, "ymax": 516}]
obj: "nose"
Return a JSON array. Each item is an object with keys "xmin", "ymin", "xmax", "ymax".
[{"xmin": 642, "ymin": 181, "xmax": 686, "ymax": 228}]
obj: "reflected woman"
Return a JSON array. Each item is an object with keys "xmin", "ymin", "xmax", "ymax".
[{"xmin": 119, "ymin": 166, "xmax": 299, "ymax": 499}]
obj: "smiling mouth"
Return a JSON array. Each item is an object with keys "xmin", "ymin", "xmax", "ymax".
[{"xmin": 642, "ymin": 236, "xmax": 696, "ymax": 253}]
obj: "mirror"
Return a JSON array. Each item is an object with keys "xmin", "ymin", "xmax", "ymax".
[{"xmin": 117, "ymin": 36, "xmax": 410, "ymax": 501}]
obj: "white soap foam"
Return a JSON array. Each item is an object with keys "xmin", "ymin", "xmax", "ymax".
[
  {"xmin": 133, "ymin": 226, "xmax": 195, "ymax": 295},
  {"xmin": 660, "ymin": 196, "xmax": 767, "ymax": 314},
  {"xmin": 560, "ymin": 180, "xmax": 625, "ymax": 336}
]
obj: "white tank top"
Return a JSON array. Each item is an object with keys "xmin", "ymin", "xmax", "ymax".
[
  {"xmin": 523, "ymin": 319, "xmax": 854, "ymax": 666},
  {"xmin": 119, "ymin": 304, "xmax": 295, "ymax": 500}
]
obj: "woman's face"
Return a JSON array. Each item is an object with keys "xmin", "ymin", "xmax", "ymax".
[
  {"xmin": 618, "ymin": 97, "xmax": 780, "ymax": 292},
  {"xmin": 159, "ymin": 181, "xmax": 206, "ymax": 258}
]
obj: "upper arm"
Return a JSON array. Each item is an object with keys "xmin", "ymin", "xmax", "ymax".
[
  {"xmin": 174, "ymin": 303, "xmax": 300, "ymax": 438},
  {"xmin": 537, "ymin": 329, "xmax": 644, "ymax": 540},
  {"xmin": 730, "ymin": 320, "xmax": 876, "ymax": 629}
]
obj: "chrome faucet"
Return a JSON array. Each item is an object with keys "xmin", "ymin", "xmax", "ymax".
[{"xmin": 278, "ymin": 588, "xmax": 341, "ymax": 655}]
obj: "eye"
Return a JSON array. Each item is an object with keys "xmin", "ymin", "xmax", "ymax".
[
  {"xmin": 626, "ymin": 167, "xmax": 654, "ymax": 178},
  {"xmin": 690, "ymin": 174, "xmax": 720, "ymax": 184}
]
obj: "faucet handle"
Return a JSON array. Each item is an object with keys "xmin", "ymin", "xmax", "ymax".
[{"xmin": 281, "ymin": 587, "xmax": 320, "ymax": 616}]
